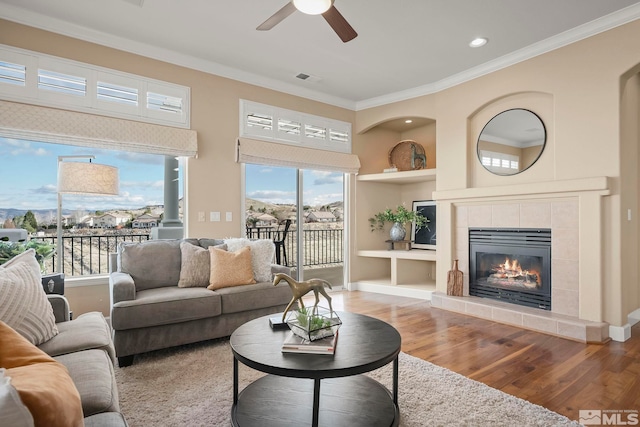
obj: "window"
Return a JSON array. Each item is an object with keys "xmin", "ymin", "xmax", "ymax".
[
  {"xmin": 0, "ymin": 44, "xmax": 190, "ymax": 128},
  {"xmin": 305, "ymin": 124, "xmax": 326, "ymax": 140},
  {"xmin": 240, "ymin": 100, "xmax": 352, "ymax": 153},
  {"xmin": 480, "ymin": 150, "xmax": 520, "ymax": 173},
  {"xmin": 247, "ymin": 113, "xmax": 273, "ymax": 131},
  {"xmin": 0, "ymin": 136, "xmax": 181, "ymax": 277},
  {"xmin": 0, "ymin": 61, "xmax": 25, "ymax": 86},
  {"xmin": 278, "ymin": 118, "xmax": 300, "ymax": 135},
  {"xmin": 38, "ymin": 69, "xmax": 86, "ymax": 96},
  {"xmin": 147, "ymin": 91, "xmax": 182, "ymax": 114},
  {"xmin": 97, "ymin": 81, "xmax": 138, "ymax": 106}
]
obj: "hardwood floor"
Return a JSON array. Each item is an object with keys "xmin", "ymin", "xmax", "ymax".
[{"xmin": 306, "ymin": 290, "xmax": 640, "ymax": 422}]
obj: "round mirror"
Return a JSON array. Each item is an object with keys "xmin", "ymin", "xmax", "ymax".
[{"xmin": 477, "ymin": 109, "xmax": 546, "ymax": 176}]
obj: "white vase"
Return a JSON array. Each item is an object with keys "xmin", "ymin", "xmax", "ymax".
[{"xmin": 389, "ymin": 222, "xmax": 406, "ymax": 241}]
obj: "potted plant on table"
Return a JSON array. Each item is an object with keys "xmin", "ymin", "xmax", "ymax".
[{"xmin": 369, "ymin": 204, "xmax": 429, "ymax": 242}]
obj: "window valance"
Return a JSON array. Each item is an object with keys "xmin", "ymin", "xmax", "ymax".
[
  {"xmin": 235, "ymin": 137, "xmax": 360, "ymax": 174},
  {"xmin": 0, "ymin": 100, "xmax": 197, "ymax": 157}
]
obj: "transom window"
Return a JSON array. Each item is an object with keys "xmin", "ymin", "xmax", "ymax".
[
  {"xmin": 240, "ymin": 100, "xmax": 352, "ymax": 153},
  {"xmin": 0, "ymin": 44, "xmax": 190, "ymax": 128},
  {"xmin": 480, "ymin": 150, "xmax": 519, "ymax": 173}
]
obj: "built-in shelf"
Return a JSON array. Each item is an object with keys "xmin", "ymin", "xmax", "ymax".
[
  {"xmin": 357, "ymin": 168, "xmax": 436, "ymax": 184},
  {"xmin": 358, "ymin": 249, "xmax": 436, "ymax": 261},
  {"xmin": 353, "ymin": 166, "xmax": 437, "ymax": 300},
  {"xmin": 355, "ymin": 249, "xmax": 436, "ymax": 296}
]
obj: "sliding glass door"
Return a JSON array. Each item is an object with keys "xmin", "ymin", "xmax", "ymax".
[{"xmin": 244, "ymin": 164, "xmax": 344, "ymax": 285}]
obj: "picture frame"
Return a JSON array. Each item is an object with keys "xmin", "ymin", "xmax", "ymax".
[{"xmin": 411, "ymin": 200, "xmax": 436, "ymax": 250}]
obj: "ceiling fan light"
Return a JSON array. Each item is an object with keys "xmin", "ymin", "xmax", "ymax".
[{"xmin": 293, "ymin": 0, "xmax": 333, "ymax": 15}]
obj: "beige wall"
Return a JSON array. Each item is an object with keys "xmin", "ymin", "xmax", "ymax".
[
  {"xmin": 354, "ymin": 19, "xmax": 640, "ymax": 327},
  {"xmin": 0, "ymin": 19, "xmax": 355, "ymax": 316},
  {"xmin": 620, "ymin": 71, "xmax": 640, "ymax": 319}
]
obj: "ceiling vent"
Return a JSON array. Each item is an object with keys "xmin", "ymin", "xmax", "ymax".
[
  {"xmin": 122, "ymin": 0, "xmax": 145, "ymax": 7},
  {"xmin": 295, "ymin": 73, "xmax": 322, "ymax": 83}
]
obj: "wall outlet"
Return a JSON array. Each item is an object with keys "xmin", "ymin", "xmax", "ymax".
[
  {"xmin": 226, "ymin": 212, "xmax": 232, "ymax": 222},
  {"xmin": 210, "ymin": 212, "xmax": 220, "ymax": 222},
  {"xmin": 198, "ymin": 212, "xmax": 205, "ymax": 222}
]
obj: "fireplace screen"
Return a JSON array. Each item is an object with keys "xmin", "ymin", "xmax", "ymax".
[{"xmin": 469, "ymin": 228, "xmax": 551, "ymax": 310}]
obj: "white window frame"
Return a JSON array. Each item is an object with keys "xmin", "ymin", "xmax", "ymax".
[
  {"xmin": 240, "ymin": 100, "xmax": 352, "ymax": 153},
  {"xmin": 0, "ymin": 44, "xmax": 190, "ymax": 128},
  {"xmin": 480, "ymin": 149, "xmax": 520, "ymax": 174}
]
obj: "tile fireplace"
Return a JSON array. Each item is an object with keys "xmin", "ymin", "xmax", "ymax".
[{"xmin": 469, "ymin": 228, "xmax": 551, "ymax": 310}]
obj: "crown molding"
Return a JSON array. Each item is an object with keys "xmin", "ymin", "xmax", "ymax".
[
  {"xmin": 2, "ymin": 2, "xmax": 639, "ymax": 112},
  {"xmin": 355, "ymin": 3, "xmax": 640, "ymax": 110}
]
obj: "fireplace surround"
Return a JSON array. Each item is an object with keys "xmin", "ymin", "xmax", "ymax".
[{"xmin": 469, "ymin": 228, "xmax": 551, "ymax": 310}]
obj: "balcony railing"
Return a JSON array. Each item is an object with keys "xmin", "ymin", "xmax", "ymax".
[
  {"xmin": 245, "ymin": 227, "xmax": 343, "ymax": 268},
  {"xmin": 33, "ymin": 233, "xmax": 151, "ymax": 276},
  {"xmin": 34, "ymin": 227, "xmax": 344, "ymax": 276}
]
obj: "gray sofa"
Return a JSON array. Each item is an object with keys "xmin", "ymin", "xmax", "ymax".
[
  {"xmin": 109, "ymin": 238, "xmax": 293, "ymax": 367},
  {"xmin": 43, "ymin": 294, "xmax": 126, "ymax": 427}
]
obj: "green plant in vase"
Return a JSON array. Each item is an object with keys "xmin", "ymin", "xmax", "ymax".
[
  {"xmin": 293, "ymin": 306, "xmax": 336, "ymax": 340},
  {"xmin": 369, "ymin": 204, "xmax": 429, "ymax": 241},
  {"xmin": 296, "ymin": 306, "xmax": 331, "ymax": 330}
]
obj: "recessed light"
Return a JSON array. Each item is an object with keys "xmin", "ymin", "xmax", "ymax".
[
  {"xmin": 469, "ymin": 37, "xmax": 488, "ymax": 48},
  {"xmin": 405, "ymin": 119, "xmax": 413, "ymax": 124}
]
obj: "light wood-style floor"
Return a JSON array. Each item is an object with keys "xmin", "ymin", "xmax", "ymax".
[{"xmin": 304, "ymin": 290, "xmax": 640, "ymax": 422}]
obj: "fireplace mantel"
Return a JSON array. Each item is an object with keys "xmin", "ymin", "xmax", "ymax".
[
  {"xmin": 432, "ymin": 175, "xmax": 613, "ymax": 342},
  {"xmin": 433, "ymin": 176, "xmax": 610, "ymax": 202}
]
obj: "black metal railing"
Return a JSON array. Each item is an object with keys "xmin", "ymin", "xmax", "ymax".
[
  {"xmin": 246, "ymin": 226, "xmax": 344, "ymax": 268},
  {"xmin": 35, "ymin": 227, "xmax": 344, "ymax": 276},
  {"xmin": 33, "ymin": 233, "xmax": 151, "ymax": 276}
]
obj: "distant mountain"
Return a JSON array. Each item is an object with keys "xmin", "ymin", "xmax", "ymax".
[{"xmin": 0, "ymin": 208, "xmax": 57, "ymax": 224}]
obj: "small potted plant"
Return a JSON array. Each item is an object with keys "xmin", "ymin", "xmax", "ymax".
[
  {"xmin": 287, "ymin": 306, "xmax": 341, "ymax": 341},
  {"xmin": 369, "ymin": 204, "xmax": 429, "ymax": 242}
]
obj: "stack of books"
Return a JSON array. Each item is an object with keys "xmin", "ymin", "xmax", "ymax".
[{"xmin": 281, "ymin": 331, "xmax": 338, "ymax": 354}]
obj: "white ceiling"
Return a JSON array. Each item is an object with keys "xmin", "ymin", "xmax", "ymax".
[{"xmin": 1, "ymin": 0, "xmax": 640, "ymax": 110}]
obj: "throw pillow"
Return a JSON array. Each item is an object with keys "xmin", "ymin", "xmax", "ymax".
[
  {"xmin": 0, "ymin": 369, "xmax": 34, "ymax": 427},
  {"xmin": 224, "ymin": 238, "xmax": 275, "ymax": 282},
  {"xmin": 208, "ymin": 246, "xmax": 256, "ymax": 290},
  {"xmin": 178, "ymin": 242, "xmax": 227, "ymax": 288},
  {"xmin": 0, "ymin": 321, "xmax": 83, "ymax": 427},
  {"xmin": 0, "ymin": 250, "xmax": 58, "ymax": 346}
]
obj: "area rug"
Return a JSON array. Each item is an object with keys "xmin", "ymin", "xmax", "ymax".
[{"xmin": 114, "ymin": 339, "xmax": 580, "ymax": 426}]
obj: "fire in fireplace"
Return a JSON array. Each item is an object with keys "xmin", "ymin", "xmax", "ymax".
[{"xmin": 469, "ymin": 228, "xmax": 551, "ymax": 310}]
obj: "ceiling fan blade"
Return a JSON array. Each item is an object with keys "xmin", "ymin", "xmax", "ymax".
[
  {"xmin": 257, "ymin": 2, "xmax": 297, "ymax": 31},
  {"xmin": 322, "ymin": 6, "xmax": 357, "ymax": 43}
]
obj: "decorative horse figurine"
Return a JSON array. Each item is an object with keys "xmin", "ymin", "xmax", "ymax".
[
  {"xmin": 273, "ymin": 273, "xmax": 333, "ymax": 322},
  {"xmin": 410, "ymin": 143, "xmax": 427, "ymax": 169}
]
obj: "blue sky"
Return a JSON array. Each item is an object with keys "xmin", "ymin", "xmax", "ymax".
[
  {"xmin": 0, "ymin": 137, "xmax": 343, "ymax": 212},
  {"xmin": 245, "ymin": 164, "xmax": 344, "ymax": 206},
  {"xmin": 0, "ymin": 137, "xmax": 166, "ymax": 211}
]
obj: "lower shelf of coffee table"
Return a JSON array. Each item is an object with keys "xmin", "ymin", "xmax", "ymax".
[{"xmin": 232, "ymin": 374, "xmax": 399, "ymax": 427}]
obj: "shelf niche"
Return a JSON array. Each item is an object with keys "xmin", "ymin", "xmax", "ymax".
[{"xmin": 351, "ymin": 116, "xmax": 437, "ymax": 299}]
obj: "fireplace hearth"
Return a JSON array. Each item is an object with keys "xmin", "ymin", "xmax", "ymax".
[{"xmin": 469, "ymin": 228, "xmax": 551, "ymax": 310}]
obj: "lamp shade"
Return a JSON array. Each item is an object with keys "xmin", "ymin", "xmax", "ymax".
[
  {"xmin": 293, "ymin": 0, "xmax": 332, "ymax": 15},
  {"xmin": 57, "ymin": 161, "xmax": 119, "ymax": 195}
]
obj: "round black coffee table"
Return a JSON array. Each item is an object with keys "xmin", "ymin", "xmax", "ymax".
[{"xmin": 230, "ymin": 311, "xmax": 401, "ymax": 427}]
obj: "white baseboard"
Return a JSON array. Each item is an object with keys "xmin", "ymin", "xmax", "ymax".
[
  {"xmin": 628, "ymin": 308, "xmax": 640, "ymax": 325},
  {"xmin": 609, "ymin": 324, "xmax": 631, "ymax": 342}
]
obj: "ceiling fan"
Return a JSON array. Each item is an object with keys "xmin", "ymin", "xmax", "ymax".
[{"xmin": 257, "ymin": 0, "xmax": 358, "ymax": 43}]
